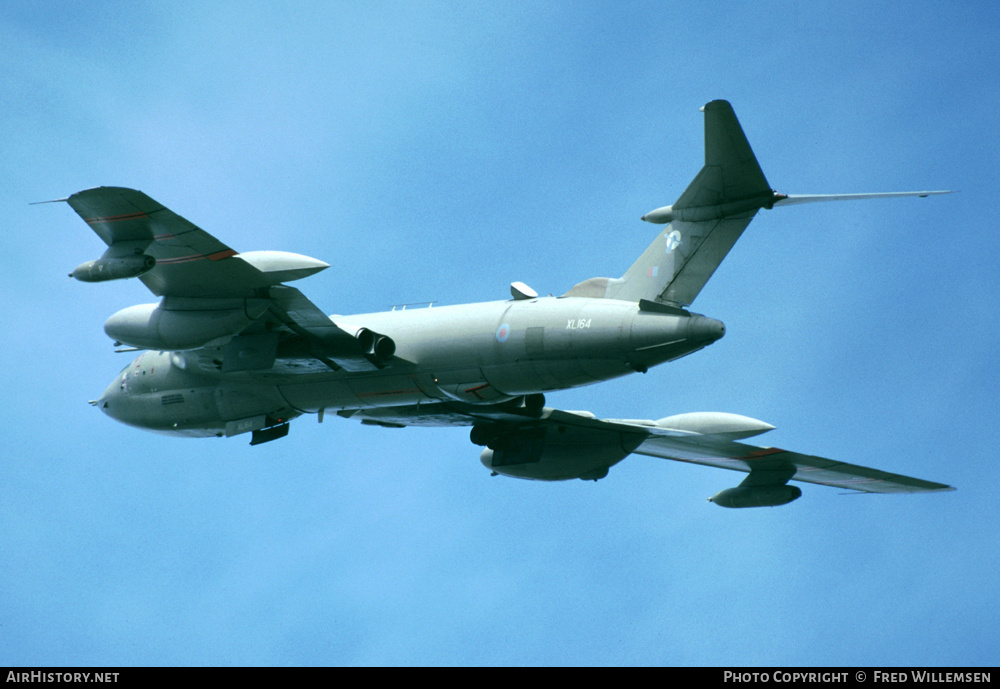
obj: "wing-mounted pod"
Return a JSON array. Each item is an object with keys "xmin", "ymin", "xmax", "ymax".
[
  {"xmin": 708, "ymin": 464, "xmax": 801, "ymax": 508},
  {"xmin": 71, "ymin": 253, "xmax": 156, "ymax": 282},
  {"xmin": 709, "ymin": 483, "xmax": 802, "ymax": 508},
  {"xmin": 61, "ymin": 187, "xmax": 392, "ymax": 371},
  {"xmin": 61, "ymin": 187, "xmax": 332, "ymax": 297},
  {"xmin": 234, "ymin": 250, "xmax": 329, "ymax": 285},
  {"xmin": 650, "ymin": 411, "xmax": 801, "ymax": 506},
  {"xmin": 654, "ymin": 411, "xmax": 775, "ymax": 440},
  {"xmin": 70, "ymin": 240, "xmax": 156, "ymax": 283}
]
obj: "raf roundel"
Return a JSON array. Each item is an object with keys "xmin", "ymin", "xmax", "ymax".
[
  {"xmin": 665, "ymin": 229, "xmax": 682, "ymax": 253},
  {"xmin": 495, "ymin": 323, "xmax": 510, "ymax": 343}
]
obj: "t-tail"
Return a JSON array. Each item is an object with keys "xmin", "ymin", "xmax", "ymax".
[{"xmin": 564, "ymin": 100, "xmax": 952, "ymax": 308}]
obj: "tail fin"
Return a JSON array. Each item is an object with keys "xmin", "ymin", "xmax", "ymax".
[
  {"xmin": 610, "ymin": 100, "xmax": 771, "ymax": 307},
  {"xmin": 671, "ymin": 99, "xmax": 771, "ymax": 213},
  {"xmin": 564, "ymin": 100, "xmax": 952, "ymax": 308}
]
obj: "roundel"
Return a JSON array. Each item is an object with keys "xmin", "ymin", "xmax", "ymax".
[
  {"xmin": 495, "ymin": 323, "xmax": 511, "ymax": 343},
  {"xmin": 665, "ymin": 229, "xmax": 682, "ymax": 253}
]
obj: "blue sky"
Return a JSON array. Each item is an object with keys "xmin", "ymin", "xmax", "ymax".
[{"xmin": 2, "ymin": 0, "xmax": 997, "ymax": 666}]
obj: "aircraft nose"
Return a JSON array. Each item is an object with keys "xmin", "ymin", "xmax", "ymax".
[
  {"xmin": 94, "ymin": 372, "xmax": 126, "ymax": 422},
  {"xmin": 686, "ymin": 315, "xmax": 726, "ymax": 344}
]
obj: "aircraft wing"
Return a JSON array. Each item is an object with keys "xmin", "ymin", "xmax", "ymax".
[
  {"xmin": 459, "ymin": 405, "xmax": 954, "ymax": 498},
  {"xmin": 627, "ymin": 426, "xmax": 953, "ymax": 493},
  {"xmin": 555, "ymin": 410, "xmax": 953, "ymax": 493},
  {"xmin": 66, "ymin": 186, "xmax": 275, "ymax": 298},
  {"xmin": 65, "ymin": 187, "xmax": 392, "ymax": 371}
]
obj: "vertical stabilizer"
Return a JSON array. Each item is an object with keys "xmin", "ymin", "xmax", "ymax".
[
  {"xmin": 609, "ymin": 100, "xmax": 771, "ymax": 307},
  {"xmin": 562, "ymin": 101, "xmax": 952, "ymax": 308},
  {"xmin": 674, "ymin": 100, "xmax": 771, "ymax": 211}
]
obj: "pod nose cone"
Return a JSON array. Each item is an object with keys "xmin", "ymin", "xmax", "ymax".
[{"xmin": 687, "ymin": 315, "xmax": 726, "ymax": 344}]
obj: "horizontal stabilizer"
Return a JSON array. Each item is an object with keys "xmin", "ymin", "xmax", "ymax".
[
  {"xmin": 614, "ymin": 101, "xmax": 953, "ymax": 308},
  {"xmin": 772, "ymin": 190, "xmax": 954, "ymax": 207}
]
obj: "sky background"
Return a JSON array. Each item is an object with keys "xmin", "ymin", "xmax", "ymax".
[{"xmin": 2, "ymin": 0, "xmax": 998, "ymax": 667}]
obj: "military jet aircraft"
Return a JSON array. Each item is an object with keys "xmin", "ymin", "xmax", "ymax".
[{"xmin": 58, "ymin": 100, "xmax": 954, "ymax": 507}]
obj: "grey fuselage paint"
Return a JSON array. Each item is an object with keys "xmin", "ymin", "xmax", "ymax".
[{"xmin": 95, "ymin": 296, "xmax": 724, "ymax": 437}]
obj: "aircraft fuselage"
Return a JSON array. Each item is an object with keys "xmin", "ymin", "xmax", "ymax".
[{"xmin": 96, "ymin": 296, "xmax": 725, "ymax": 437}]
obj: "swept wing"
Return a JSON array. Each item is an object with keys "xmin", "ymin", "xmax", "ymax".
[
  {"xmin": 472, "ymin": 407, "xmax": 954, "ymax": 503},
  {"xmin": 67, "ymin": 187, "xmax": 283, "ymax": 297},
  {"xmin": 64, "ymin": 187, "xmax": 392, "ymax": 372}
]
